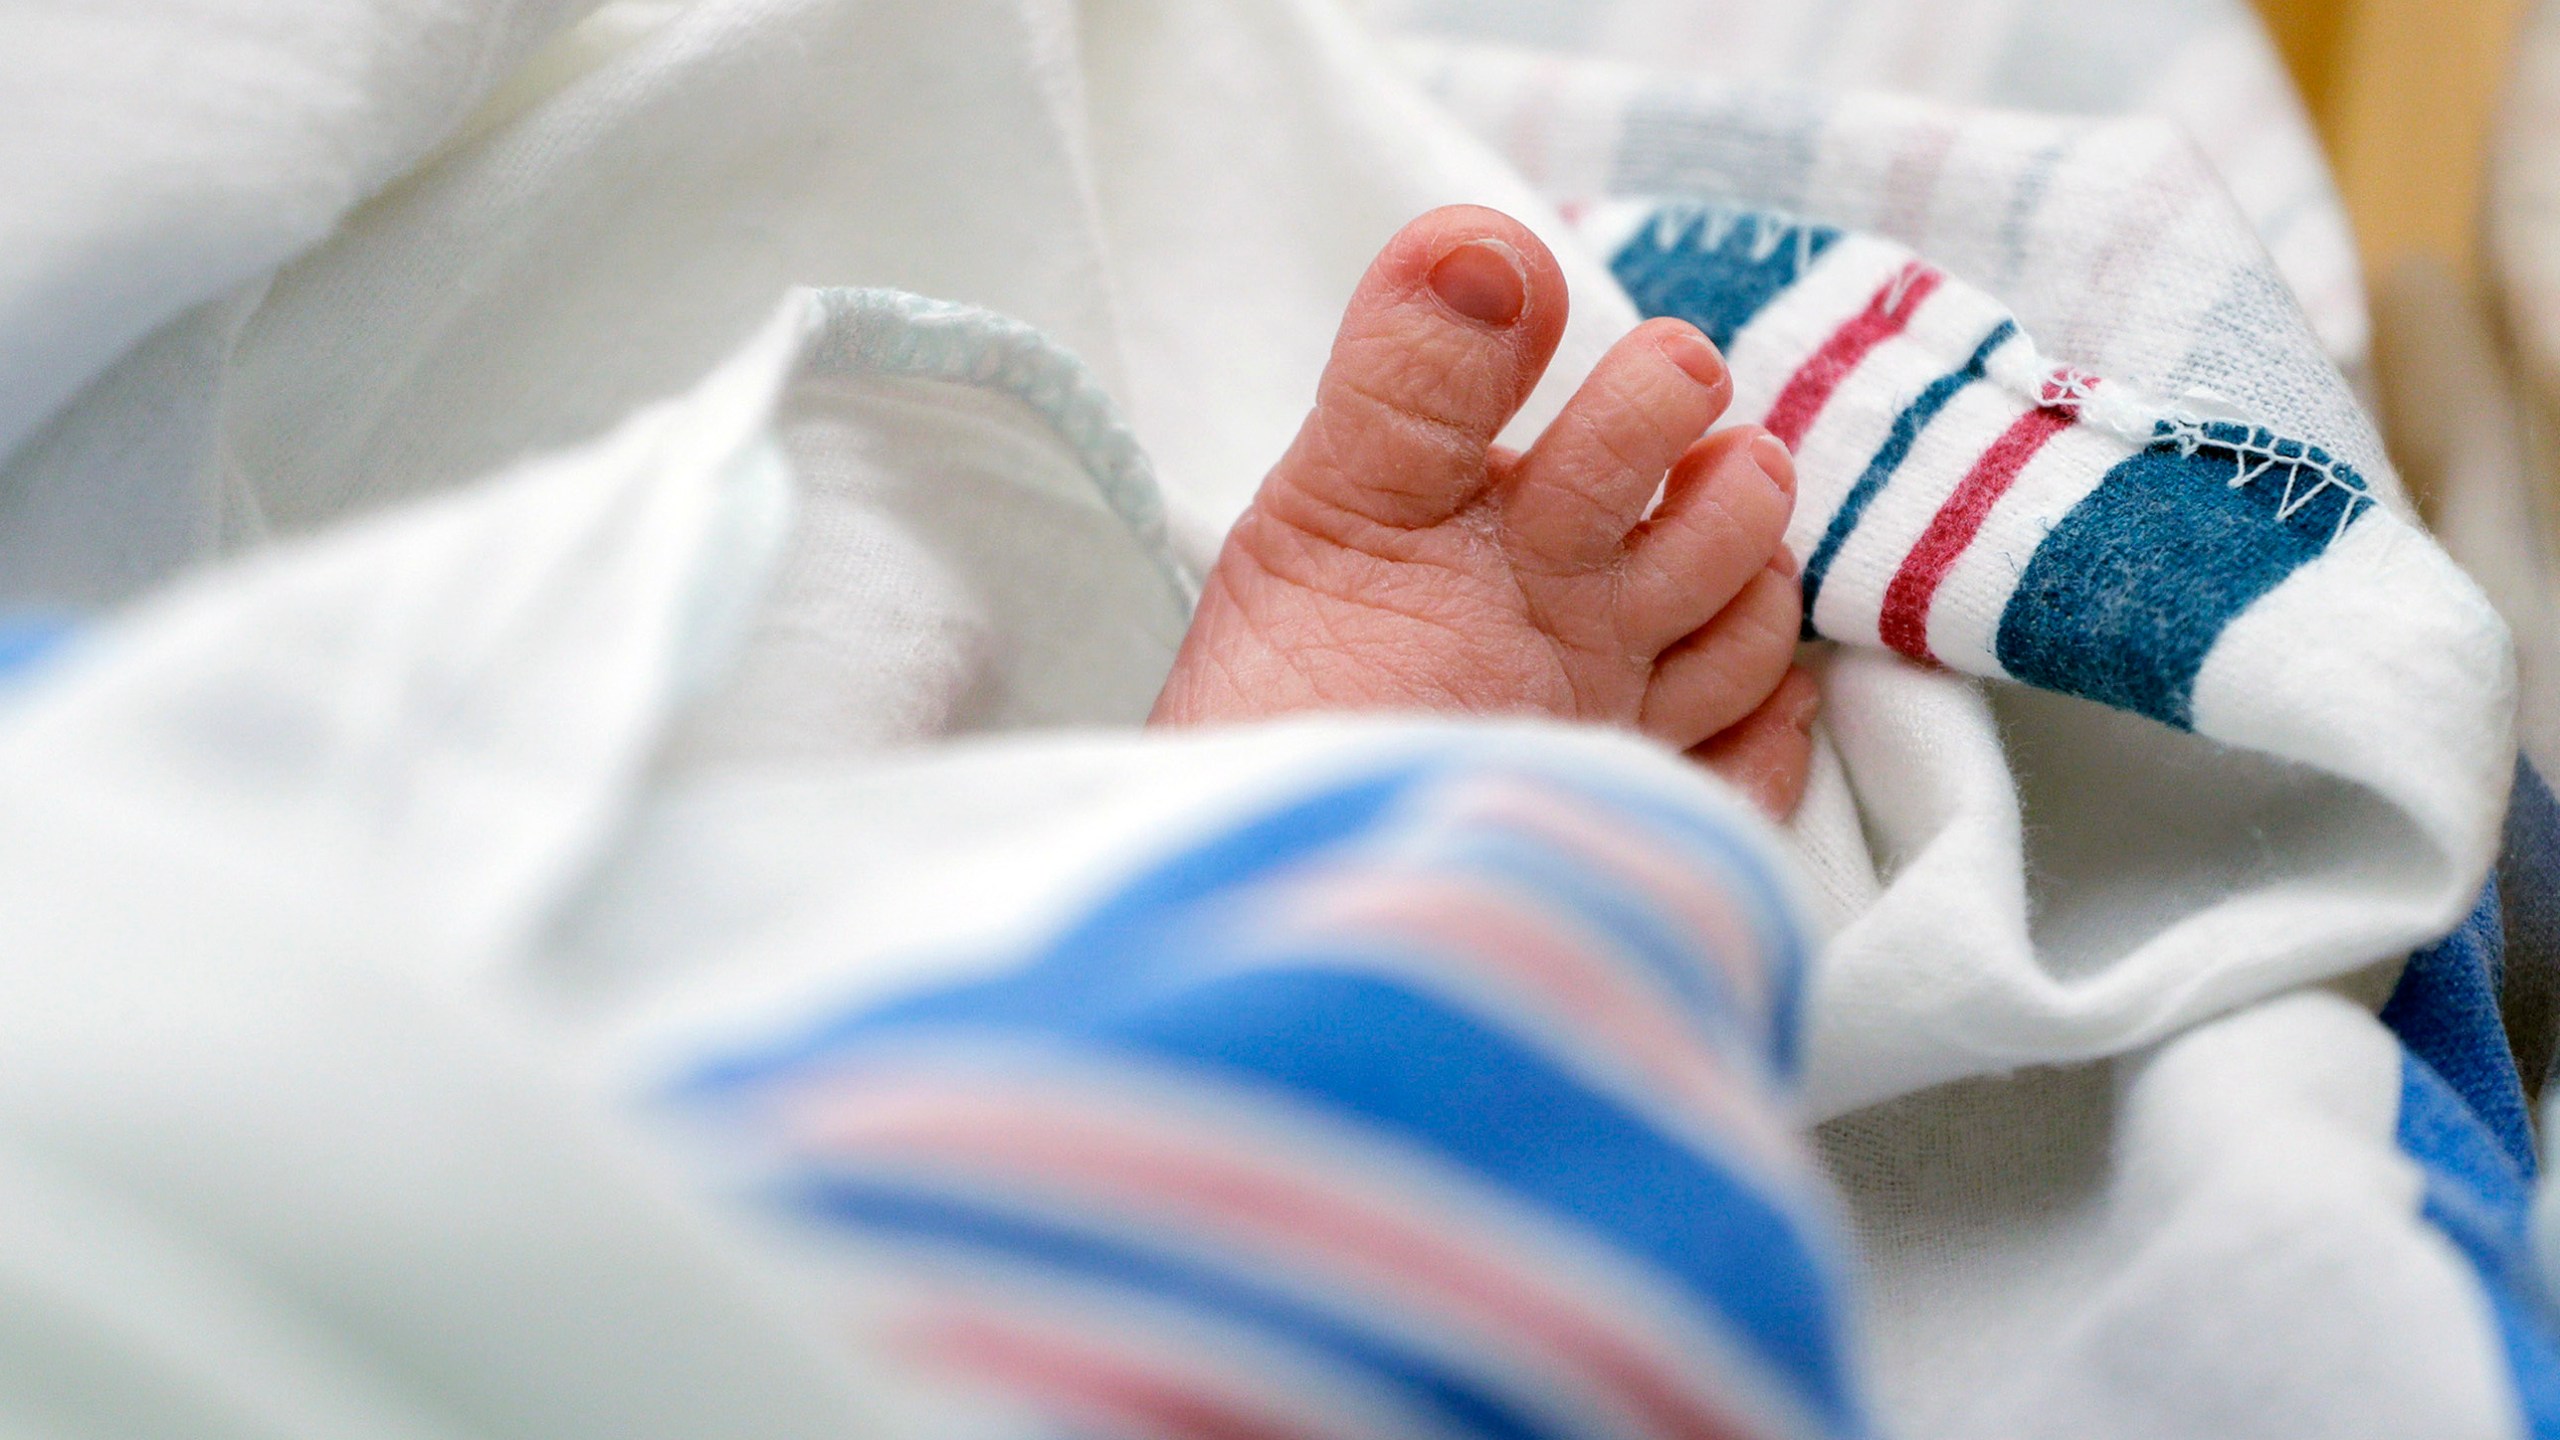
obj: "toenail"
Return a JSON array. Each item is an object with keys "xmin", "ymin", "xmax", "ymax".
[
  {"xmin": 1774, "ymin": 546, "xmax": 1802, "ymax": 579},
  {"xmin": 1749, "ymin": 432, "xmax": 1797, "ymax": 498},
  {"xmin": 1427, "ymin": 239, "xmax": 1529, "ymax": 326},
  {"xmin": 1658, "ymin": 326, "xmax": 1727, "ymax": 388}
]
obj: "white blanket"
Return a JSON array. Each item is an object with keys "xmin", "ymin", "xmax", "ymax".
[{"xmin": 0, "ymin": 1, "xmax": 2534, "ymax": 1437}]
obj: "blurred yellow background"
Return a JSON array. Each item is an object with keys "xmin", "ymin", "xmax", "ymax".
[{"xmin": 2252, "ymin": 0, "xmax": 2530, "ymax": 278}]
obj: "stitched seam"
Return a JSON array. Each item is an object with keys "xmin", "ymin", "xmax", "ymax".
[
  {"xmin": 802, "ymin": 287, "xmax": 1200, "ymax": 605},
  {"xmin": 2151, "ymin": 417, "xmax": 2376, "ymax": 543}
]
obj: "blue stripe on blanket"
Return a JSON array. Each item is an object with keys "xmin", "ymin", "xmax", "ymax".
[
  {"xmin": 1798, "ymin": 320, "xmax": 2016, "ymax": 636},
  {"xmin": 2500, "ymin": 759, "xmax": 2560, "ymax": 1094},
  {"xmin": 2385, "ymin": 883, "xmax": 2534, "ymax": 1176},
  {"xmin": 2397, "ymin": 1056, "xmax": 2560, "ymax": 1438},
  {"xmin": 738, "ymin": 961, "xmax": 1850, "ymax": 1419},
  {"xmin": 680, "ymin": 770, "xmax": 1432, "ymax": 1097},
  {"xmin": 679, "ymin": 757, "xmax": 1864, "ymax": 1438},
  {"xmin": 0, "ymin": 613, "xmax": 75, "ymax": 687},
  {"xmin": 1993, "ymin": 423, "xmax": 2372, "ymax": 729},
  {"xmin": 1540, "ymin": 769, "xmax": 1814, "ymax": 1076},
  {"xmin": 1610, "ymin": 207, "xmax": 1842, "ymax": 351},
  {"xmin": 683, "ymin": 762, "xmax": 1799, "ymax": 1092},
  {"xmin": 1084, "ymin": 966, "xmax": 1846, "ymax": 1404},
  {"xmin": 2388, "ymin": 763, "xmax": 2560, "ymax": 1437},
  {"xmin": 794, "ymin": 1177, "xmax": 1566, "ymax": 1440},
  {"xmin": 1426, "ymin": 825, "xmax": 1760, "ymax": 1056},
  {"xmin": 1604, "ymin": 199, "xmax": 2380, "ymax": 737}
]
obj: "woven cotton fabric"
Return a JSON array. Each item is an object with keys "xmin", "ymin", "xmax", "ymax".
[{"xmin": 0, "ymin": 2, "xmax": 2537, "ymax": 1438}]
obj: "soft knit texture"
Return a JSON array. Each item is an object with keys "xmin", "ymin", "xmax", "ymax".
[{"xmin": 0, "ymin": 2, "xmax": 2540, "ymax": 1438}]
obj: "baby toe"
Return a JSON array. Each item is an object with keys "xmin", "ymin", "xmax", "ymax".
[
  {"xmin": 1690, "ymin": 667, "xmax": 1823, "ymax": 819},
  {"xmin": 1261, "ymin": 206, "xmax": 1571, "ymax": 540},
  {"xmin": 1617, "ymin": 427, "xmax": 1797, "ymax": 654},
  {"xmin": 1637, "ymin": 561, "xmax": 1804, "ymax": 750},
  {"xmin": 1501, "ymin": 318, "xmax": 1734, "ymax": 572}
]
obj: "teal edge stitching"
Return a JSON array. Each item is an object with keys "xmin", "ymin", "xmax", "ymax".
[
  {"xmin": 802, "ymin": 288, "xmax": 1202, "ymax": 608},
  {"xmin": 1596, "ymin": 199, "xmax": 2383, "ymax": 542}
]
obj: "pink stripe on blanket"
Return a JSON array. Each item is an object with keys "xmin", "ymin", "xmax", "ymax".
[
  {"xmin": 1763, "ymin": 263, "xmax": 1943, "ymax": 449},
  {"xmin": 1878, "ymin": 370, "xmax": 2098, "ymax": 663},
  {"xmin": 808, "ymin": 1092, "xmax": 1771, "ymax": 1440},
  {"xmin": 1876, "ymin": 119, "xmax": 1958, "ymax": 246},
  {"xmin": 913, "ymin": 1309, "xmax": 1350, "ymax": 1440}
]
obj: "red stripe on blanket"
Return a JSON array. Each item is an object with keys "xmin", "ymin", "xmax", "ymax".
[
  {"xmin": 915, "ymin": 1310, "xmax": 1344, "ymax": 1440},
  {"xmin": 798, "ymin": 1092, "xmax": 1771, "ymax": 1440},
  {"xmin": 1764, "ymin": 263, "xmax": 1942, "ymax": 449},
  {"xmin": 1877, "ymin": 373, "xmax": 2097, "ymax": 663}
]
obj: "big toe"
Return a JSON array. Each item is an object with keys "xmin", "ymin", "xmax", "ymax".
[{"xmin": 1260, "ymin": 206, "xmax": 1571, "ymax": 539}]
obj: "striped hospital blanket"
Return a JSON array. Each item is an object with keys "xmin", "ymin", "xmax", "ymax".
[{"xmin": 667, "ymin": 754, "xmax": 1868, "ymax": 1440}]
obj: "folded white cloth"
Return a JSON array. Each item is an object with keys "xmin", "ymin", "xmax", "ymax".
[
  {"xmin": 1363, "ymin": 16, "xmax": 2541, "ymax": 1430},
  {"xmin": 0, "ymin": 285, "xmax": 1866, "ymax": 1440},
  {"xmin": 0, "ymin": 0, "xmax": 596, "ymax": 603},
  {"xmin": 1369, "ymin": 0, "xmax": 2368, "ymax": 372},
  {"xmin": 0, "ymin": 1, "xmax": 2535, "ymax": 1438},
  {"xmin": 0, "ymin": 300, "xmax": 961, "ymax": 1440}
]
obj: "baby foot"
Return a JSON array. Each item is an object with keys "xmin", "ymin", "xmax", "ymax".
[{"xmin": 1152, "ymin": 206, "xmax": 1817, "ymax": 816}]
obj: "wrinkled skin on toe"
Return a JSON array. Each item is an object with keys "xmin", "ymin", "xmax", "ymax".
[{"xmin": 1152, "ymin": 206, "xmax": 1819, "ymax": 817}]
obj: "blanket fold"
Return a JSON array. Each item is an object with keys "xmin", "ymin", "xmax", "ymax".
[{"xmin": 0, "ymin": 1, "xmax": 2539, "ymax": 1438}]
